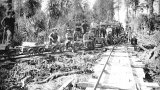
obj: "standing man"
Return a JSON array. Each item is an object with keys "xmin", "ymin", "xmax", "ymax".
[
  {"xmin": 95, "ymin": 21, "xmax": 100, "ymax": 37},
  {"xmin": 100, "ymin": 23, "xmax": 106, "ymax": 38},
  {"xmin": 106, "ymin": 25, "xmax": 113, "ymax": 44},
  {"xmin": 106, "ymin": 25, "xmax": 112, "ymax": 36},
  {"xmin": 83, "ymin": 32, "xmax": 89, "ymax": 48},
  {"xmin": 1, "ymin": 11, "xmax": 15, "ymax": 44},
  {"xmin": 128, "ymin": 26, "xmax": 132, "ymax": 42},
  {"xmin": 131, "ymin": 35, "xmax": 137, "ymax": 51},
  {"xmin": 75, "ymin": 20, "xmax": 82, "ymax": 38},
  {"xmin": 82, "ymin": 20, "xmax": 89, "ymax": 35}
]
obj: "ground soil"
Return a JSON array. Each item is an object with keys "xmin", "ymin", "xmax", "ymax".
[{"xmin": 0, "ymin": 49, "xmax": 103, "ymax": 90}]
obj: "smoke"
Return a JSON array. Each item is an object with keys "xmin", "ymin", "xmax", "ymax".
[
  {"xmin": 114, "ymin": 0, "xmax": 126, "ymax": 28},
  {"xmin": 88, "ymin": 0, "xmax": 97, "ymax": 10},
  {"xmin": 119, "ymin": 0, "xmax": 126, "ymax": 28},
  {"xmin": 41, "ymin": 0, "xmax": 50, "ymax": 13},
  {"xmin": 82, "ymin": 0, "xmax": 97, "ymax": 10}
]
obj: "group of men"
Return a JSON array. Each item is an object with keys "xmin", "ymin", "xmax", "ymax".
[
  {"xmin": 48, "ymin": 20, "xmax": 125, "ymax": 50},
  {"xmin": 48, "ymin": 20, "xmax": 94, "ymax": 50}
]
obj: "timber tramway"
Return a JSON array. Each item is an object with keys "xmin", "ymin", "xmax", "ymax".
[{"xmin": 58, "ymin": 45, "xmax": 160, "ymax": 90}]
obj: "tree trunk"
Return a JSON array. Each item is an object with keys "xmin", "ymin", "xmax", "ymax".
[
  {"xmin": 159, "ymin": 0, "xmax": 160, "ymax": 15},
  {"xmin": 148, "ymin": 0, "xmax": 154, "ymax": 15},
  {"xmin": 134, "ymin": 10, "xmax": 137, "ymax": 18}
]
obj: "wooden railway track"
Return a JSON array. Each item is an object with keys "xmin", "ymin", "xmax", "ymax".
[
  {"xmin": 57, "ymin": 46, "xmax": 115, "ymax": 90},
  {"xmin": 58, "ymin": 45, "xmax": 160, "ymax": 90},
  {"xmin": 0, "ymin": 46, "xmax": 104, "ymax": 62},
  {"xmin": 2, "ymin": 44, "xmax": 159, "ymax": 90},
  {"xmin": 79, "ymin": 46, "xmax": 132, "ymax": 90},
  {"xmin": 92, "ymin": 46, "xmax": 115, "ymax": 90}
]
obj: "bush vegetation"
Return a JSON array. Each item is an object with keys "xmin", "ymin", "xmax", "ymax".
[
  {"xmin": 129, "ymin": 13, "xmax": 160, "ymax": 74},
  {"xmin": 0, "ymin": 0, "xmax": 116, "ymax": 45},
  {"xmin": 12, "ymin": 0, "xmax": 89, "ymax": 44}
]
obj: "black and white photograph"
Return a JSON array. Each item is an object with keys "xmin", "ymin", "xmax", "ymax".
[{"xmin": 0, "ymin": 0, "xmax": 160, "ymax": 90}]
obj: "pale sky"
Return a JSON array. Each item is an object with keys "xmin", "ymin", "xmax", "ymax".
[
  {"xmin": 87, "ymin": 0, "xmax": 97, "ymax": 10},
  {"xmin": 41, "ymin": 0, "xmax": 50, "ymax": 13},
  {"xmin": 82, "ymin": 0, "xmax": 97, "ymax": 10}
]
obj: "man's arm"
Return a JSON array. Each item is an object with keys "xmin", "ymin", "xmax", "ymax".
[
  {"xmin": 1, "ymin": 17, "xmax": 6, "ymax": 27},
  {"xmin": 65, "ymin": 33, "xmax": 68, "ymax": 39},
  {"xmin": 48, "ymin": 33, "xmax": 53, "ymax": 40}
]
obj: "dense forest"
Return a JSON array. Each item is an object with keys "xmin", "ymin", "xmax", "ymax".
[
  {"xmin": 1, "ymin": 0, "xmax": 160, "ymax": 89},
  {"xmin": 0, "ymin": 0, "xmax": 117, "ymax": 44}
]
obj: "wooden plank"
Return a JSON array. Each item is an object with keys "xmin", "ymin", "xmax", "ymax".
[
  {"xmin": 22, "ymin": 42, "xmax": 37, "ymax": 46},
  {"xmin": 92, "ymin": 47, "xmax": 115, "ymax": 90},
  {"xmin": 0, "ymin": 44, "xmax": 7, "ymax": 50},
  {"xmin": 138, "ymin": 44, "xmax": 149, "ymax": 52},
  {"xmin": 141, "ymin": 86, "xmax": 153, "ymax": 90},
  {"xmin": 136, "ymin": 83, "xmax": 142, "ymax": 90},
  {"xmin": 131, "ymin": 64, "xmax": 145, "ymax": 68},
  {"xmin": 86, "ymin": 88, "xmax": 119, "ymax": 90},
  {"xmin": 77, "ymin": 82, "xmax": 130, "ymax": 90},
  {"xmin": 142, "ymin": 82, "xmax": 160, "ymax": 88},
  {"xmin": 58, "ymin": 78, "xmax": 74, "ymax": 90}
]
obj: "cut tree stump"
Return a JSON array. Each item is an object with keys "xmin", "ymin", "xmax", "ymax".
[{"xmin": 36, "ymin": 70, "xmax": 83, "ymax": 84}]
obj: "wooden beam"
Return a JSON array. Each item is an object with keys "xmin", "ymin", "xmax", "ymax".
[
  {"xmin": 142, "ymin": 82, "xmax": 160, "ymax": 88},
  {"xmin": 92, "ymin": 47, "xmax": 115, "ymax": 90},
  {"xmin": 0, "ymin": 44, "xmax": 7, "ymax": 50},
  {"xmin": 138, "ymin": 44, "xmax": 149, "ymax": 52},
  {"xmin": 131, "ymin": 64, "xmax": 145, "ymax": 68},
  {"xmin": 58, "ymin": 78, "xmax": 74, "ymax": 90},
  {"xmin": 136, "ymin": 83, "xmax": 142, "ymax": 90},
  {"xmin": 77, "ymin": 82, "xmax": 130, "ymax": 90}
]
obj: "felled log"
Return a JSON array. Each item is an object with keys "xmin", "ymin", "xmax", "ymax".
[
  {"xmin": 35, "ymin": 70, "xmax": 83, "ymax": 84},
  {"xmin": 131, "ymin": 64, "xmax": 145, "ymax": 68},
  {"xmin": 21, "ymin": 76, "xmax": 31, "ymax": 87},
  {"xmin": 142, "ymin": 82, "xmax": 160, "ymax": 88},
  {"xmin": 58, "ymin": 78, "xmax": 74, "ymax": 90},
  {"xmin": 138, "ymin": 44, "xmax": 149, "ymax": 52}
]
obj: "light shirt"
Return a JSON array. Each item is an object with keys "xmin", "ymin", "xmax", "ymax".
[{"xmin": 106, "ymin": 27, "xmax": 112, "ymax": 35}]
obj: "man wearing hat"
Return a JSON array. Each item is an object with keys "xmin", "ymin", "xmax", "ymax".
[
  {"xmin": 65, "ymin": 29, "xmax": 73, "ymax": 50},
  {"xmin": 75, "ymin": 21, "xmax": 82, "ymax": 38},
  {"xmin": 1, "ymin": 10, "xmax": 15, "ymax": 44},
  {"xmin": 131, "ymin": 35, "xmax": 137, "ymax": 51},
  {"xmin": 48, "ymin": 28, "xmax": 58, "ymax": 45}
]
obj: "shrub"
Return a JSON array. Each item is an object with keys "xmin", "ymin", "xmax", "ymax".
[{"xmin": 23, "ymin": 0, "xmax": 41, "ymax": 18}]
